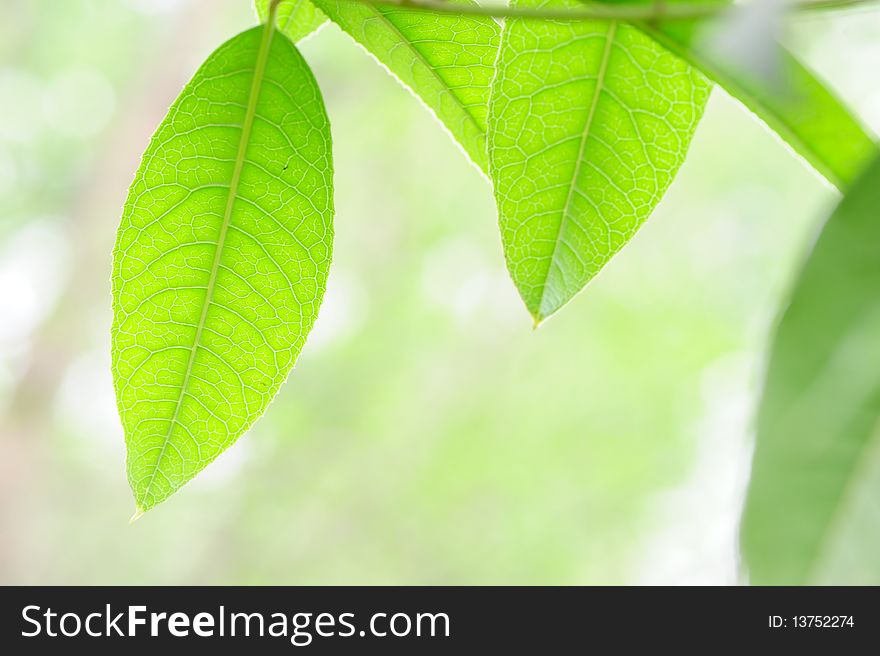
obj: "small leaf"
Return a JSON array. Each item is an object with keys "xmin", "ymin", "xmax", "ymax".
[
  {"xmin": 741, "ymin": 152, "xmax": 880, "ymax": 584},
  {"xmin": 255, "ymin": 0, "xmax": 328, "ymax": 43},
  {"xmin": 489, "ymin": 0, "xmax": 710, "ymax": 321},
  {"xmin": 312, "ymin": 0, "xmax": 500, "ymax": 172},
  {"xmin": 112, "ymin": 20, "xmax": 334, "ymax": 512},
  {"xmin": 623, "ymin": 0, "xmax": 876, "ymax": 189}
]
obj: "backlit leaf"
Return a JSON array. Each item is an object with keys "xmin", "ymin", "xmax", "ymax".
[
  {"xmin": 111, "ymin": 20, "xmax": 334, "ymax": 512},
  {"xmin": 741, "ymin": 153, "xmax": 880, "ymax": 584},
  {"xmin": 255, "ymin": 0, "xmax": 328, "ymax": 43},
  {"xmin": 312, "ymin": 0, "xmax": 500, "ymax": 172},
  {"xmin": 595, "ymin": 0, "xmax": 876, "ymax": 189},
  {"xmin": 489, "ymin": 0, "xmax": 710, "ymax": 321}
]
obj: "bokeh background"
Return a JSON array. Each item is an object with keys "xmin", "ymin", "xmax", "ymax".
[{"xmin": 1, "ymin": 0, "xmax": 878, "ymax": 584}]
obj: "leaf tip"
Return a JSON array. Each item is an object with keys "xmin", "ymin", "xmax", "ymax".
[{"xmin": 129, "ymin": 507, "xmax": 146, "ymax": 524}]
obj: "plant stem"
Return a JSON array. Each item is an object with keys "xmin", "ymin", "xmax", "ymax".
[{"xmin": 309, "ymin": 0, "xmax": 875, "ymax": 22}]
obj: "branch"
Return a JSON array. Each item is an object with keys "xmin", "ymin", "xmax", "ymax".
[{"xmin": 315, "ymin": 0, "xmax": 877, "ymax": 22}]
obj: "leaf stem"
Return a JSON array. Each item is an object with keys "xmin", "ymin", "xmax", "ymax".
[{"xmin": 311, "ymin": 0, "xmax": 876, "ymax": 22}]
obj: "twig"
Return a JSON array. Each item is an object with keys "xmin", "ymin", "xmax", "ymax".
[{"xmin": 299, "ymin": 0, "xmax": 877, "ymax": 22}]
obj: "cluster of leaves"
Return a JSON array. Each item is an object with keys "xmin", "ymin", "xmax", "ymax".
[{"xmin": 112, "ymin": 0, "xmax": 878, "ymax": 582}]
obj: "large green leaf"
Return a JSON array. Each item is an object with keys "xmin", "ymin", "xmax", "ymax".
[
  {"xmin": 489, "ymin": 0, "xmax": 710, "ymax": 322},
  {"xmin": 255, "ymin": 0, "xmax": 328, "ymax": 43},
  {"xmin": 592, "ymin": 0, "xmax": 875, "ymax": 189},
  {"xmin": 311, "ymin": 0, "xmax": 500, "ymax": 172},
  {"xmin": 741, "ymin": 153, "xmax": 880, "ymax": 585},
  {"xmin": 111, "ymin": 19, "xmax": 333, "ymax": 513}
]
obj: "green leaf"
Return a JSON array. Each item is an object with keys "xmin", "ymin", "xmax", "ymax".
[
  {"xmin": 255, "ymin": 0, "xmax": 327, "ymax": 43},
  {"xmin": 741, "ymin": 152, "xmax": 880, "ymax": 585},
  {"xmin": 595, "ymin": 0, "xmax": 875, "ymax": 189},
  {"xmin": 111, "ymin": 20, "xmax": 334, "ymax": 513},
  {"xmin": 489, "ymin": 0, "xmax": 710, "ymax": 322},
  {"xmin": 311, "ymin": 0, "xmax": 500, "ymax": 172}
]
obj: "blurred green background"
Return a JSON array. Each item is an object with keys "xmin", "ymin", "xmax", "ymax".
[{"xmin": 0, "ymin": 0, "xmax": 877, "ymax": 584}]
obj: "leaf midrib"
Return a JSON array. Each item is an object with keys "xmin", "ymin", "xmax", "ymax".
[
  {"xmin": 359, "ymin": 2, "xmax": 489, "ymax": 163},
  {"xmin": 280, "ymin": 0, "xmax": 322, "ymax": 34},
  {"xmin": 807, "ymin": 416, "xmax": 880, "ymax": 582},
  {"xmin": 536, "ymin": 20, "xmax": 617, "ymax": 321},
  {"xmin": 139, "ymin": 20, "xmax": 277, "ymax": 508},
  {"xmin": 795, "ymin": 305, "xmax": 880, "ymax": 582},
  {"xmin": 280, "ymin": 1, "xmax": 302, "ymax": 32}
]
